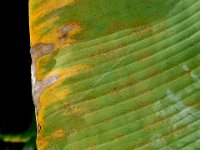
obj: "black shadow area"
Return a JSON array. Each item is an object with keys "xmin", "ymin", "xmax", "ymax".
[{"xmin": 0, "ymin": 0, "xmax": 35, "ymax": 140}]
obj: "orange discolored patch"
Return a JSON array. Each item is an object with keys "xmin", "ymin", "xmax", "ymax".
[
  {"xmin": 37, "ymin": 138, "xmax": 49, "ymax": 150},
  {"xmin": 51, "ymin": 129, "xmax": 65, "ymax": 139}
]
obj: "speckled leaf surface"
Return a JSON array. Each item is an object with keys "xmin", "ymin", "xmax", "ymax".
[{"xmin": 29, "ymin": 0, "xmax": 200, "ymax": 149}]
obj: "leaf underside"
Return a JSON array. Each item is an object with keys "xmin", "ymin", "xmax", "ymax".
[{"xmin": 29, "ymin": 0, "xmax": 200, "ymax": 149}]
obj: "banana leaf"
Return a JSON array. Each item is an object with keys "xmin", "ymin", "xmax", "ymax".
[{"xmin": 29, "ymin": 0, "xmax": 200, "ymax": 149}]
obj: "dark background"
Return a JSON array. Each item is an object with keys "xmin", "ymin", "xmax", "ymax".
[{"xmin": 0, "ymin": 0, "xmax": 35, "ymax": 149}]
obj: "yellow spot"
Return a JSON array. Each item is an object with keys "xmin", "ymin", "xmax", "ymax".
[{"xmin": 52, "ymin": 130, "xmax": 65, "ymax": 139}]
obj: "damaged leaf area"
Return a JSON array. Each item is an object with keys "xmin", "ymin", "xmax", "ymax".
[{"xmin": 29, "ymin": 0, "xmax": 200, "ymax": 149}]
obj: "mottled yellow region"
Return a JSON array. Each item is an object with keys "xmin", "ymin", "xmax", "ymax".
[
  {"xmin": 35, "ymin": 55, "xmax": 55, "ymax": 81},
  {"xmin": 51, "ymin": 130, "xmax": 65, "ymax": 139},
  {"xmin": 30, "ymin": 0, "xmax": 75, "ymax": 23},
  {"xmin": 38, "ymin": 65, "xmax": 91, "ymax": 128},
  {"xmin": 30, "ymin": 21, "xmax": 82, "ymax": 47},
  {"xmin": 30, "ymin": 21, "xmax": 81, "ymax": 57},
  {"xmin": 34, "ymin": 23, "xmax": 82, "ymax": 81},
  {"xmin": 29, "ymin": 0, "xmax": 80, "ymax": 46},
  {"xmin": 40, "ymin": 87, "xmax": 69, "ymax": 108},
  {"xmin": 30, "ymin": 16, "xmax": 59, "ymax": 45}
]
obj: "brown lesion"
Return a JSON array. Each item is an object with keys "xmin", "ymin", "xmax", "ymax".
[
  {"xmin": 146, "ymin": 67, "xmax": 162, "ymax": 78},
  {"xmin": 30, "ymin": 43, "xmax": 54, "ymax": 62},
  {"xmin": 107, "ymin": 21, "xmax": 127, "ymax": 35},
  {"xmin": 164, "ymin": 124, "xmax": 187, "ymax": 139},
  {"xmin": 57, "ymin": 22, "xmax": 80, "ymax": 42},
  {"xmin": 133, "ymin": 99, "xmax": 152, "ymax": 111},
  {"xmin": 112, "ymin": 78, "xmax": 139, "ymax": 92},
  {"xmin": 132, "ymin": 24, "xmax": 152, "ymax": 36},
  {"xmin": 184, "ymin": 98, "xmax": 199, "ymax": 107},
  {"xmin": 112, "ymin": 133, "xmax": 126, "ymax": 140},
  {"xmin": 134, "ymin": 51, "xmax": 152, "ymax": 61}
]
